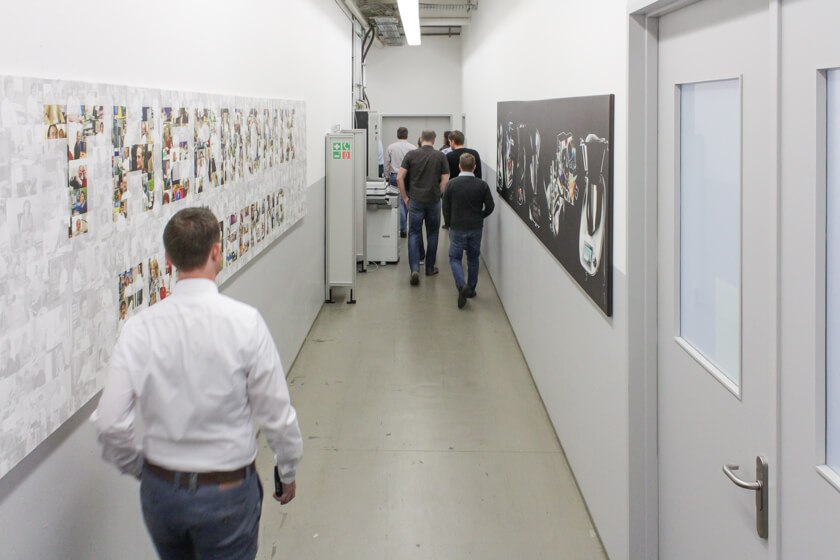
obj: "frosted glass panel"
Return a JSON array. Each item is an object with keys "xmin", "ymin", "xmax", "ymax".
[
  {"xmin": 680, "ymin": 79, "xmax": 741, "ymax": 384},
  {"xmin": 827, "ymin": 70, "xmax": 840, "ymax": 471}
]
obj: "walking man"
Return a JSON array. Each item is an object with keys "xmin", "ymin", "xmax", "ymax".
[
  {"xmin": 446, "ymin": 130, "xmax": 482, "ymax": 179},
  {"xmin": 442, "ymin": 153, "xmax": 495, "ymax": 308},
  {"xmin": 93, "ymin": 207, "xmax": 302, "ymax": 559},
  {"xmin": 398, "ymin": 129, "xmax": 450, "ymax": 285},
  {"xmin": 384, "ymin": 126, "xmax": 415, "ymax": 238}
]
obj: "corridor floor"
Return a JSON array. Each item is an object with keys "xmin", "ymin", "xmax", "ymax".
[{"xmin": 255, "ymin": 236, "xmax": 607, "ymax": 559}]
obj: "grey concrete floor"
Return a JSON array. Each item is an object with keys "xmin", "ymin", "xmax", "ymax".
[{"xmin": 255, "ymin": 235, "xmax": 607, "ymax": 559}]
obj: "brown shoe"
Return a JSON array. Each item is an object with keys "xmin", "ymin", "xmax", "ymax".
[{"xmin": 425, "ymin": 267, "xmax": 439, "ymax": 277}]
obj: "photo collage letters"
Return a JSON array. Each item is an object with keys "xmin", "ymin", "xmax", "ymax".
[{"xmin": 0, "ymin": 75, "xmax": 307, "ymax": 478}]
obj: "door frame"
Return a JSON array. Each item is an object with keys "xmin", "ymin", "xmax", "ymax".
[
  {"xmin": 380, "ymin": 114, "xmax": 456, "ymax": 129},
  {"xmin": 626, "ymin": 1, "xmax": 781, "ymax": 558}
]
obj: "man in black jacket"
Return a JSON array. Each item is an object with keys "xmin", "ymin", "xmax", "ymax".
[
  {"xmin": 446, "ymin": 130, "xmax": 482, "ymax": 179},
  {"xmin": 442, "ymin": 153, "xmax": 495, "ymax": 309}
]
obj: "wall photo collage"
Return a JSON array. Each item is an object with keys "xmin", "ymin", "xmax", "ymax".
[{"xmin": 0, "ymin": 75, "xmax": 307, "ymax": 478}]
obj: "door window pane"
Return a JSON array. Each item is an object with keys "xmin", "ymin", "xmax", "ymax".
[
  {"xmin": 826, "ymin": 70, "xmax": 840, "ymax": 471},
  {"xmin": 680, "ymin": 79, "xmax": 741, "ymax": 384}
]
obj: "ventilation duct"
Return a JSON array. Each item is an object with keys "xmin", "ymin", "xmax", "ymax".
[
  {"xmin": 419, "ymin": 2, "xmax": 477, "ymax": 11},
  {"xmin": 372, "ymin": 16, "xmax": 404, "ymax": 46}
]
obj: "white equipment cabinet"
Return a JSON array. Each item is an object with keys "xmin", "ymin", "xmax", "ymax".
[
  {"xmin": 366, "ymin": 180, "xmax": 399, "ymax": 264},
  {"xmin": 325, "ymin": 132, "xmax": 363, "ymax": 304}
]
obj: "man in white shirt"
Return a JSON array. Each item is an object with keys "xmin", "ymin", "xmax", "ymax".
[
  {"xmin": 384, "ymin": 127, "xmax": 416, "ymax": 238},
  {"xmin": 93, "ymin": 207, "xmax": 302, "ymax": 560}
]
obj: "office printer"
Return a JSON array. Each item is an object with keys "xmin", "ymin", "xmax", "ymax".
[{"xmin": 365, "ymin": 180, "xmax": 399, "ymax": 264}]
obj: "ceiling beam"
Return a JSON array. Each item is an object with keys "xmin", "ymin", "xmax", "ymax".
[{"xmin": 419, "ymin": 17, "xmax": 471, "ymax": 26}]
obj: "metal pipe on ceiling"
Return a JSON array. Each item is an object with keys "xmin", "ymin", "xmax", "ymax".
[
  {"xmin": 419, "ymin": 17, "xmax": 471, "ymax": 26},
  {"xmin": 419, "ymin": 1, "xmax": 478, "ymax": 11}
]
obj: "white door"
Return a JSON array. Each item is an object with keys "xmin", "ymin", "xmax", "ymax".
[
  {"xmin": 780, "ymin": 0, "xmax": 840, "ymax": 556},
  {"xmin": 658, "ymin": 0, "xmax": 777, "ymax": 557}
]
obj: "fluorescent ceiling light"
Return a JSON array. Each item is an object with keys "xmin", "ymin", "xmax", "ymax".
[{"xmin": 397, "ymin": 0, "xmax": 421, "ymax": 46}]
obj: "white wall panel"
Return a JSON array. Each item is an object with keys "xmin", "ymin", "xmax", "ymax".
[{"xmin": 462, "ymin": 1, "xmax": 630, "ymax": 558}]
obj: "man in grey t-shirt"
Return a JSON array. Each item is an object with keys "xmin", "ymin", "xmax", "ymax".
[
  {"xmin": 397, "ymin": 129, "xmax": 450, "ymax": 285},
  {"xmin": 384, "ymin": 127, "xmax": 416, "ymax": 237}
]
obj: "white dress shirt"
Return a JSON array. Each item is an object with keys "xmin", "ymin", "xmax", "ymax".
[{"xmin": 92, "ymin": 278, "xmax": 302, "ymax": 483}]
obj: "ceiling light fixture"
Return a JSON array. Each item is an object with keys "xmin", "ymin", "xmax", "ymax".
[{"xmin": 397, "ymin": 0, "xmax": 421, "ymax": 46}]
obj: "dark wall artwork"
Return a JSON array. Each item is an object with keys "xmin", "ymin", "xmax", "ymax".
[{"xmin": 497, "ymin": 95, "xmax": 614, "ymax": 316}]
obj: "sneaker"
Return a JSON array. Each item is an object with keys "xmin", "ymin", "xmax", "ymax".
[
  {"xmin": 425, "ymin": 267, "xmax": 439, "ymax": 277},
  {"xmin": 457, "ymin": 286, "xmax": 468, "ymax": 309},
  {"xmin": 419, "ymin": 255, "xmax": 425, "ymax": 264},
  {"xmin": 410, "ymin": 272, "xmax": 419, "ymax": 286}
]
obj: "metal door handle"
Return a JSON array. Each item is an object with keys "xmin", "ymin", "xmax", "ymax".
[
  {"xmin": 722, "ymin": 456, "xmax": 768, "ymax": 539},
  {"xmin": 723, "ymin": 464, "xmax": 762, "ymax": 490}
]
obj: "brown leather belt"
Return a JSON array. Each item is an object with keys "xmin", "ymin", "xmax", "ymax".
[{"xmin": 144, "ymin": 460, "xmax": 256, "ymax": 487}]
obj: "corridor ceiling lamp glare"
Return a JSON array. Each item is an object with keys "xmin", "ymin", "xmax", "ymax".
[{"xmin": 398, "ymin": 0, "xmax": 421, "ymax": 46}]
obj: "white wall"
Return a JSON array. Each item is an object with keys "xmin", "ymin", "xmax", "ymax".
[
  {"xmin": 462, "ymin": 1, "xmax": 631, "ymax": 559},
  {"xmin": 0, "ymin": 1, "xmax": 349, "ymax": 557},
  {"xmin": 365, "ymin": 36, "xmax": 463, "ymax": 135}
]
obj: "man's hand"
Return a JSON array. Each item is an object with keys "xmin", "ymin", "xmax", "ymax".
[
  {"xmin": 397, "ymin": 167, "xmax": 409, "ymax": 208},
  {"xmin": 273, "ymin": 479, "xmax": 297, "ymax": 505}
]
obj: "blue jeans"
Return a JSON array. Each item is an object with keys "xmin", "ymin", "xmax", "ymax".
[
  {"xmin": 448, "ymin": 228, "xmax": 483, "ymax": 292},
  {"xmin": 140, "ymin": 464, "xmax": 263, "ymax": 560},
  {"xmin": 390, "ymin": 172, "xmax": 407, "ymax": 233},
  {"xmin": 408, "ymin": 199, "xmax": 440, "ymax": 273}
]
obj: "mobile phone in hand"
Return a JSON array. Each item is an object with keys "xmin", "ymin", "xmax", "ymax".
[{"xmin": 273, "ymin": 466, "xmax": 283, "ymax": 497}]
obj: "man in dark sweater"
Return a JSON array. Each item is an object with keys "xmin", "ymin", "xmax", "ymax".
[
  {"xmin": 442, "ymin": 153, "xmax": 495, "ymax": 309},
  {"xmin": 398, "ymin": 129, "xmax": 450, "ymax": 285},
  {"xmin": 446, "ymin": 130, "xmax": 482, "ymax": 179}
]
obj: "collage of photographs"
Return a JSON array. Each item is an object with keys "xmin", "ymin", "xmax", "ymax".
[
  {"xmin": 117, "ymin": 186, "xmax": 287, "ymax": 321},
  {"xmin": 224, "ymin": 188, "xmax": 286, "ymax": 266},
  {"xmin": 193, "ymin": 108, "xmax": 219, "ymax": 194},
  {"xmin": 0, "ymin": 73, "xmax": 308, "ymax": 479},
  {"xmin": 220, "ymin": 108, "xmax": 244, "ymax": 183},
  {"xmin": 117, "ymin": 262, "xmax": 144, "ymax": 321},
  {"xmin": 115, "ymin": 253, "xmax": 176, "ymax": 322},
  {"xmin": 112, "ymin": 106, "xmax": 156, "ymax": 223},
  {"xmin": 66, "ymin": 104, "xmax": 105, "ymax": 238},
  {"xmin": 147, "ymin": 256, "xmax": 172, "ymax": 306},
  {"xmin": 2, "ymin": 78, "xmax": 114, "ymax": 476},
  {"xmin": 161, "ymin": 107, "xmax": 192, "ymax": 205}
]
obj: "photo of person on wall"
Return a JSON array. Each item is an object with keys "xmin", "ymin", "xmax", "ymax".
[
  {"xmin": 131, "ymin": 144, "xmax": 145, "ymax": 172},
  {"xmin": 72, "ymin": 189, "xmax": 87, "ymax": 215},
  {"xmin": 69, "ymin": 164, "xmax": 87, "ymax": 189}
]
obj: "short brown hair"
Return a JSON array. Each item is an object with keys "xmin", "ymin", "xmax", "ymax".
[
  {"xmin": 421, "ymin": 129, "xmax": 436, "ymax": 143},
  {"xmin": 459, "ymin": 153, "xmax": 476, "ymax": 172},
  {"xmin": 397, "ymin": 127, "xmax": 408, "ymax": 139},
  {"xmin": 163, "ymin": 207, "xmax": 220, "ymax": 271},
  {"xmin": 449, "ymin": 130, "xmax": 465, "ymax": 146}
]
